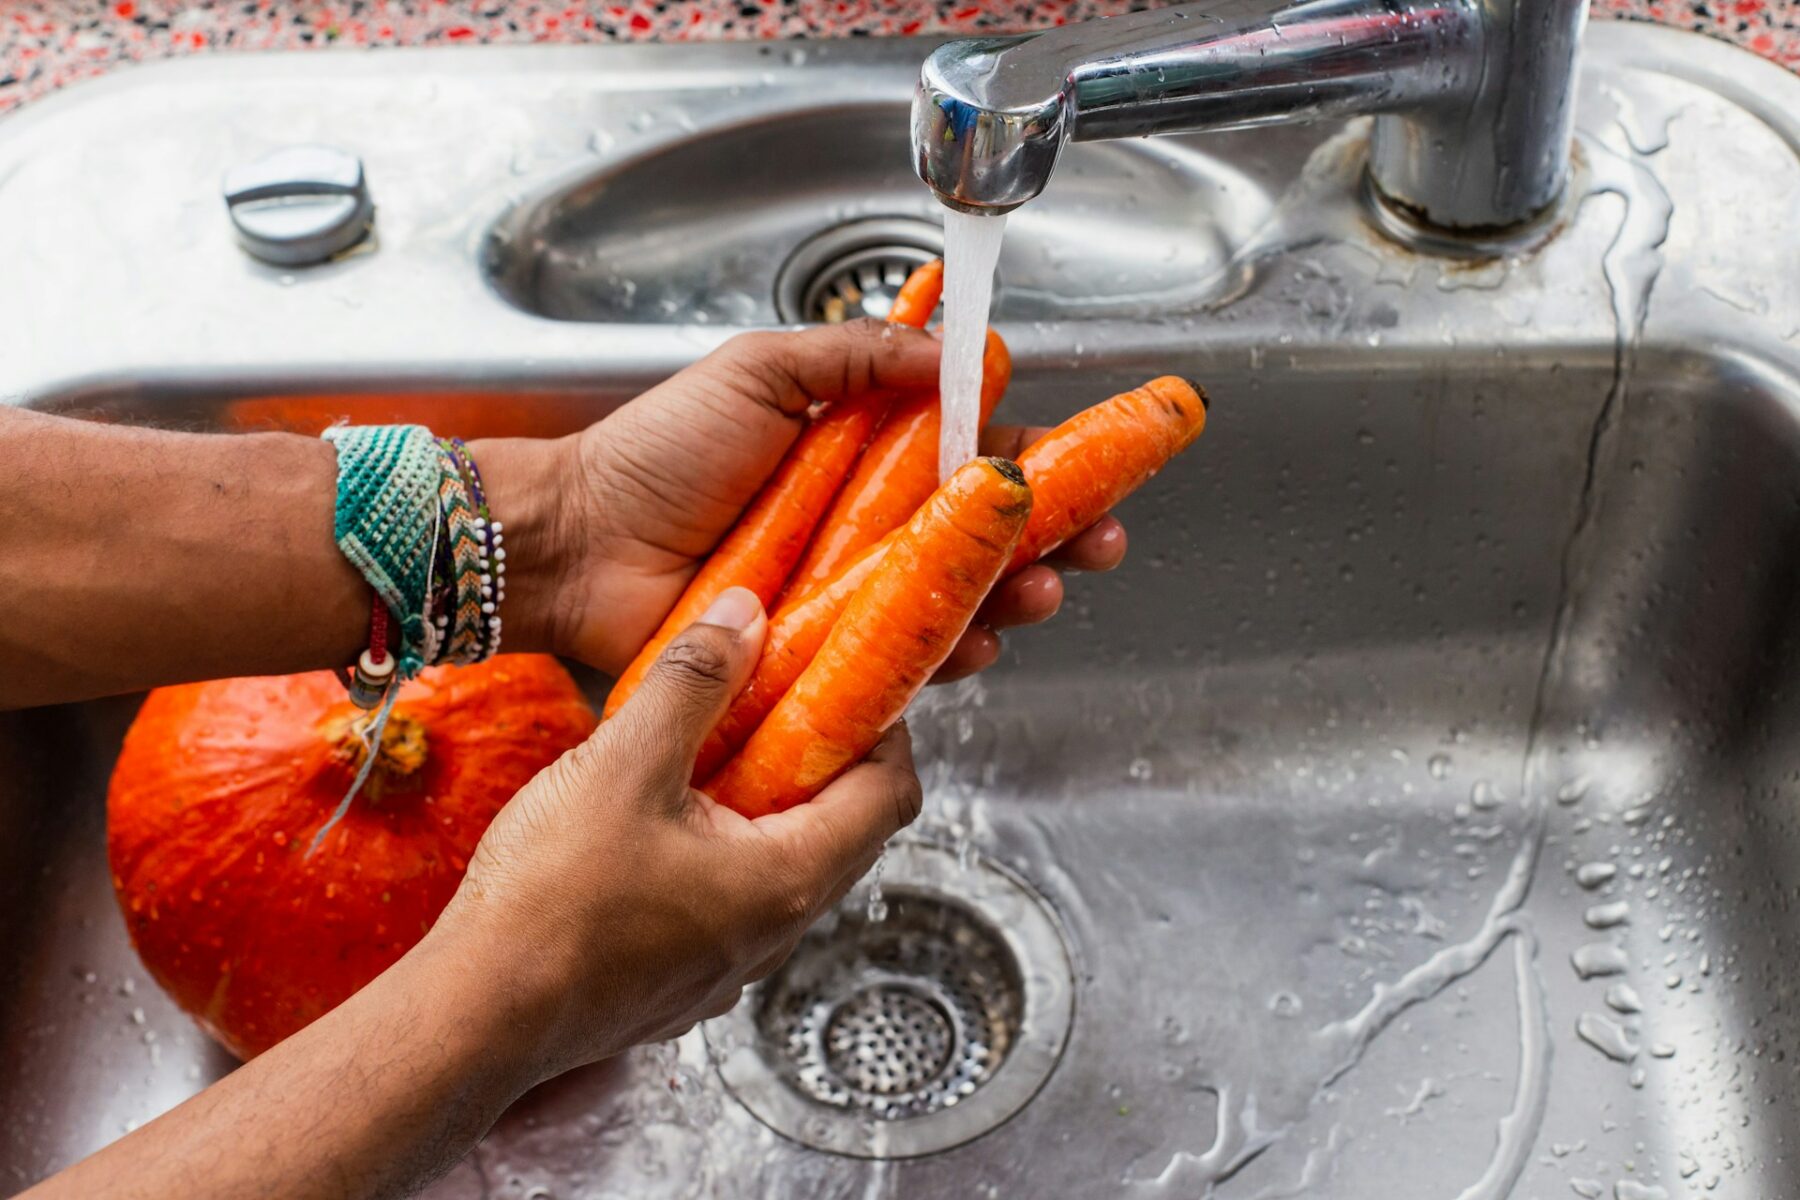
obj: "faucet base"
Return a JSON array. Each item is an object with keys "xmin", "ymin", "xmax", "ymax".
[{"xmin": 1359, "ymin": 154, "xmax": 1579, "ymax": 261}]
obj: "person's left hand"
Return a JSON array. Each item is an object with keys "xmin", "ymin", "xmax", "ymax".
[{"xmin": 482, "ymin": 319, "xmax": 1127, "ymax": 682}]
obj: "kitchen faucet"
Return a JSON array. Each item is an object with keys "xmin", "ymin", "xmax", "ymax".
[{"xmin": 911, "ymin": 0, "xmax": 1587, "ymax": 237}]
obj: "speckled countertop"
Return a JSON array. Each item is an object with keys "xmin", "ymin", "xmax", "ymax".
[{"xmin": 3, "ymin": 0, "xmax": 1797, "ymax": 117}]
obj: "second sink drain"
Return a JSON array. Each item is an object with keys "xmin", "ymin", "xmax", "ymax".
[
  {"xmin": 773, "ymin": 217, "xmax": 945, "ymax": 324},
  {"xmin": 704, "ymin": 841, "xmax": 1073, "ymax": 1158}
]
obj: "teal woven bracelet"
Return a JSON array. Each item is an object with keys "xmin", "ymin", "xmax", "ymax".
[{"xmin": 322, "ymin": 423, "xmax": 443, "ymax": 679}]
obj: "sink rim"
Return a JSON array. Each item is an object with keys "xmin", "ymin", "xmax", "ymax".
[{"xmin": 0, "ymin": 23, "xmax": 1796, "ymax": 409}]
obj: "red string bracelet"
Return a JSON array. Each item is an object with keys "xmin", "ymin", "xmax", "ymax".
[{"xmin": 345, "ymin": 590, "xmax": 397, "ymax": 709}]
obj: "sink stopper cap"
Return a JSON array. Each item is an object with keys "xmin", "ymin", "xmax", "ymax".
[{"xmin": 223, "ymin": 145, "xmax": 374, "ymax": 267}]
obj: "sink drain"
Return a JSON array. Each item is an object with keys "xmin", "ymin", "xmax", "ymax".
[
  {"xmin": 704, "ymin": 841, "xmax": 1073, "ymax": 1158},
  {"xmin": 767, "ymin": 892, "xmax": 1020, "ymax": 1119},
  {"xmin": 773, "ymin": 217, "xmax": 946, "ymax": 324}
]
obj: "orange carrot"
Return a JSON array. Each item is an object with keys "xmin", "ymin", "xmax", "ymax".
[
  {"xmin": 690, "ymin": 531, "xmax": 892, "ymax": 781},
  {"xmin": 608, "ymin": 261, "xmax": 945, "ymax": 721},
  {"xmin": 602, "ymin": 389, "xmax": 891, "ymax": 720},
  {"xmin": 1006, "ymin": 375, "xmax": 1207, "ymax": 571},
  {"xmin": 781, "ymin": 329, "xmax": 1011, "ymax": 597},
  {"xmin": 689, "ymin": 376, "xmax": 1208, "ymax": 779},
  {"xmin": 702, "ymin": 457, "xmax": 1032, "ymax": 817},
  {"xmin": 887, "ymin": 258, "xmax": 944, "ymax": 329}
]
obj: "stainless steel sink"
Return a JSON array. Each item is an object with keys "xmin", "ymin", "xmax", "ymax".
[{"xmin": 5, "ymin": 26, "xmax": 1800, "ymax": 1200}]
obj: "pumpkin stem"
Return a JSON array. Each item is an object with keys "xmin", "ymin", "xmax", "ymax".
[{"xmin": 326, "ymin": 710, "xmax": 428, "ymax": 797}]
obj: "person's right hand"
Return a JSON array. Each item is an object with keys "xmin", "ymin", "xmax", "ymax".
[
  {"xmin": 429, "ymin": 585, "xmax": 923, "ymax": 1081},
  {"xmin": 479, "ymin": 320, "xmax": 1129, "ymax": 686}
]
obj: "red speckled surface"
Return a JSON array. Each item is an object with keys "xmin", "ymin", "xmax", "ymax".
[{"xmin": 1, "ymin": 0, "xmax": 1796, "ymax": 116}]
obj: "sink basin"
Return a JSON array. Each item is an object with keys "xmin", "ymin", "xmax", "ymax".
[
  {"xmin": 4, "ymin": 26, "xmax": 1800, "ymax": 1200},
  {"xmin": 481, "ymin": 102, "xmax": 1274, "ymax": 324}
]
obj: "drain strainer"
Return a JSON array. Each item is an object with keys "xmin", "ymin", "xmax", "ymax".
[
  {"xmin": 765, "ymin": 893, "xmax": 1020, "ymax": 1119},
  {"xmin": 773, "ymin": 217, "xmax": 946, "ymax": 324},
  {"xmin": 704, "ymin": 841, "xmax": 1073, "ymax": 1159}
]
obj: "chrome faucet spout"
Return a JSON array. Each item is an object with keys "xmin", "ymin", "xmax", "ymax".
[{"xmin": 913, "ymin": 0, "xmax": 1585, "ymax": 233}]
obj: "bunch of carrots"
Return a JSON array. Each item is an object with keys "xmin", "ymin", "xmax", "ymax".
[{"xmin": 603, "ymin": 260, "xmax": 1209, "ymax": 818}]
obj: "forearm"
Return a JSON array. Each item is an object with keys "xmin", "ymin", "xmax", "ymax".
[
  {"xmin": 21, "ymin": 925, "xmax": 553, "ymax": 1200},
  {"xmin": 0, "ymin": 408, "xmax": 567, "ymax": 708}
]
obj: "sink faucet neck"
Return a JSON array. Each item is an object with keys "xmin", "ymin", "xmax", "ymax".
[{"xmin": 913, "ymin": 0, "xmax": 1585, "ymax": 233}]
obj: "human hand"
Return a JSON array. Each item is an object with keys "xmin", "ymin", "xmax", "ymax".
[
  {"xmin": 431, "ymin": 587, "xmax": 921, "ymax": 1078},
  {"xmin": 476, "ymin": 320, "xmax": 1126, "ymax": 682}
]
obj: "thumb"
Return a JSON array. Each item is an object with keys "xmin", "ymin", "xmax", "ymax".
[{"xmin": 605, "ymin": 586, "xmax": 767, "ymax": 784}]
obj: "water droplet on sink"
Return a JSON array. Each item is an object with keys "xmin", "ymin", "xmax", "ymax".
[
  {"xmin": 1576, "ymin": 861, "xmax": 1617, "ymax": 889},
  {"xmin": 1649, "ymin": 1042, "xmax": 1676, "ymax": 1058},
  {"xmin": 784, "ymin": 45, "xmax": 808, "ymax": 65},
  {"xmin": 1572, "ymin": 942, "xmax": 1629, "ymax": 978},
  {"xmin": 1427, "ymin": 753, "xmax": 1451, "ymax": 779},
  {"xmin": 1269, "ymin": 991, "xmax": 1302, "ymax": 1018},
  {"xmin": 1571, "ymin": 1180, "xmax": 1604, "ymax": 1199},
  {"xmin": 1127, "ymin": 758, "xmax": 1154, "ymax": 782},
  {"xmin": 1614, "ymin": 1183, "xmax": 1668, "ymax": 1200},
  {"xmin": 1604, "ymin": 982, "xmax": 1642, "ymax": 1013},
  {"xmin": 1585, "ymin": 900, "xmax": 1631, "ymax": 929},
  {"xmin": 1470, "ymin": 779, "xmax": 1501, "ymax": 810},
  {"xmin": 1576, "ymin": 1011, "xmax": 1639, "ymax": 1062},
  {"xmin": 1557, "ymin": 776, "xmax": 1591, "ymax": 805}
]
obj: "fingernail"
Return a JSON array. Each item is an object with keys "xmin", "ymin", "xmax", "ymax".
[{"xmin": 698, "ymin": 586, "xmax": 761, "ymax": 633}]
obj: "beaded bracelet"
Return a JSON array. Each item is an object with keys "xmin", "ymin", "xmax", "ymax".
[
  {"xmin": 443, "ymin": 437, "xmax": 506, "ymax": 660},
  {"xmin": 316, "ymin": 423, "xmax": 507, "ymax": 850}
]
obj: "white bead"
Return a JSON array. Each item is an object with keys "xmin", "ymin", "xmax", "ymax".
[
  {"xmin": 481, "ymin": 601, "xmax": 495, "ymax": 614},
  {"xmin": 494, "ymin": 548, "xmax": 506, "ymax": 561},
  {"xmin": 480, "ymin": 573, "xmax": 492, "ymax": 586},
  {"xmin": 490, "ymin": 522, "xmax": 504, "ymax": 533}
]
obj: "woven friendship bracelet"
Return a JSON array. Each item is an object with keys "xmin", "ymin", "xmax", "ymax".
[
  {"xmin": 315, "ymin": 424, "xmax": 509, "ymax": 853},
  {"xmin": 434, "ymin": 438, "xmax": 487, "ymax": 665},
  {"xmin": 322, "ymin": 424, "xmax": 442, "ymax": 678}
]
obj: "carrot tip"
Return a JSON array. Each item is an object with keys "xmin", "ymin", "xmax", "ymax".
[{"xmin": 986, "ymin": 456, "xmax": 1027, "ymax": 487}]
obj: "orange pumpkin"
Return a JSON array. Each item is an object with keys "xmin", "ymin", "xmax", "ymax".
[{"xmin": 106, "ymin": 656, "xmax": 596, "ymax": 1059}]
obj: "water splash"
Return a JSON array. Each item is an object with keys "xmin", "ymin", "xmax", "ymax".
[{"xmin": 865, "ymin": 845, "xmax": 889, "ymax": 923}]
